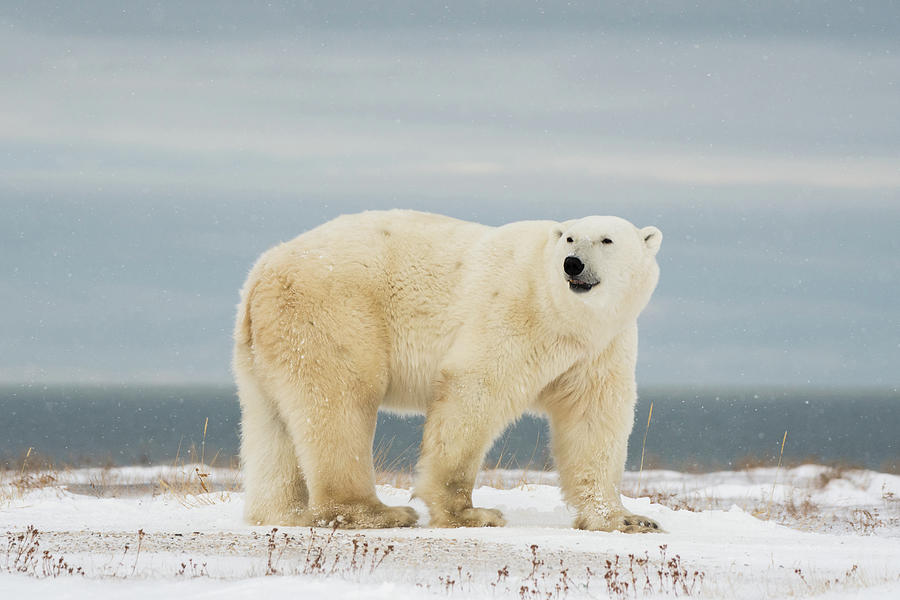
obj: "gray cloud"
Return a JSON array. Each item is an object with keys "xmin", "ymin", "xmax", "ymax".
[
  {"xmin": 1, "ymin": 2, "xmax": 898, "ymax": 386},
  {"xmin": 4, "ymin": 1, "xmax": 898, "ymax": 40}
]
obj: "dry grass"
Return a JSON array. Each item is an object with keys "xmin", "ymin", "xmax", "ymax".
[
  {"xmin": 627, "ymin": 465, "xmax": 900, "ymax": 536},
  {"xmin": 372, "ymin": 437, "xmax": 416, "ymax": 488},
  {"xmin": 154, "ymin": 418, "xmax": 240, "ymax": 506},
  {"xmin": 732, "ymin": 454, "xmax": 867, "ymax": 473},
  {"xmin": 442, "ymin": 543, "xmax": 706, "ymax": 599},
  {"xmin": 4, "ymin": 526, "xmax": 154, "ymax": 580},
  {"xmin": 261, "ymin": 525, "xmax": 398, "ymax": 579},
  {"xmin": 2, "ymin": 419, "xmax": 240, "ymax": 507},
  {"xmin": 481, "ymin": 433, "xmax": 554, "ymax": 489},
  {"xmin": 622, "ymin": 419, "xmax": 898, "ymax": 535},
  {"xmin": 637, "ymin": 402, "xmax": 653, "ymax": 493},
  {"xmin": 4, "ymin": 525, "xmax": 86, "ymax": 578},
  {"xmin": 0, "ymin": 449, "xmax": 64, "ymax": 507},
  {"xmin": 789, "ymin": 563, "xmax": 873, "ymax": 597}
]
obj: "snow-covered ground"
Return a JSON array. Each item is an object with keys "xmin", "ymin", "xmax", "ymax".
[{"xmin": 2, "ymin": 465, "xmax": 898, "ymax": 598}]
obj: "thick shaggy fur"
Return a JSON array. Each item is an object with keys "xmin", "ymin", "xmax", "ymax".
[{"xmin": 233, "ymin": 210, "xmax": 662, "ymax": 532}]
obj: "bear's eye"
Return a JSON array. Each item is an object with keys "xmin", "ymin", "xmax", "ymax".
[
  {"xmin": 566, "ymin": 237, "xmax": 574, "ymax": 243},
  {"xmin": 601, "ymin": 238, "xmax": 613, "ymax": 245}
]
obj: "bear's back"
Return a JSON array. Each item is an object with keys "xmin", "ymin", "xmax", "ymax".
[{"xmin": 252, "ymin": 210, "xmax": 489, "ymax": 326}]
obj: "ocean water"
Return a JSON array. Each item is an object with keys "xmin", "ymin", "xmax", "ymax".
[{"xmin": 1, "ymin": 384, "xmax": 896, "ymax": 473}]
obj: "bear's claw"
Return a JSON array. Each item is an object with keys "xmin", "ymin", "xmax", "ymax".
[{"xmin": 620, "ymin": 514, "xmax": 662, "ymax": 533}]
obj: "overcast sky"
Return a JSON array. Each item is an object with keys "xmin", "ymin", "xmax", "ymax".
[{"xmin": 1, "ymin": 1, "xmax": 898, "ymax": 387}]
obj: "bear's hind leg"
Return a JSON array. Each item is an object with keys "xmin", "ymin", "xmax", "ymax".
[
  {"xmin": 277, "ymin": 379, "xmax": 418, "ymax": 529},
  {"xmin": 238, "ymin": 372, "xmax": 308, "ymax": 526}
]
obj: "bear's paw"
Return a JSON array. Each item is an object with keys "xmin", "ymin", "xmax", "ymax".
[
  {"xmin": 303, "ymin": 503, "xmax": 419, "ymax": 529},
  {"xmin": 575, "ymin": 512, "xmax": 663, "ymax": 534},
  {"xmin": 430, "ymin": 507, "xmax": 506, "ymax": 528}
]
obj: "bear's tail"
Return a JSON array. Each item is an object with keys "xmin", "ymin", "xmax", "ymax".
[{"xmin": 232, "ymin": 278, "xmax": 259, "ymax": 378}]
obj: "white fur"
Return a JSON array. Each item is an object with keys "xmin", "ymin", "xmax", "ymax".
[{"xmin": 233, "ymin": 209, "xmax": 662, "ymax": 531}]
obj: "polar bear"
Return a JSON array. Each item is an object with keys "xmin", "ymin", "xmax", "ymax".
[{"xmin": 233, "ymin": 210, "xmax": 662, "ymax": 532}]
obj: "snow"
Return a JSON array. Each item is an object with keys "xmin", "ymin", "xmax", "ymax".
[{"xmin": 2, "ymin": 465, "xmax": 899, "ymax": 598}]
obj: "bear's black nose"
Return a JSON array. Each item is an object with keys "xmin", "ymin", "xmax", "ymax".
[{"xmin": 563, "ymin": 256, "xmax": 584, "ymax": 277}]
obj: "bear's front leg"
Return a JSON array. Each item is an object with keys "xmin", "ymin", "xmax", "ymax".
[
  {"xmin": 543, "ymin": 351, "xmax": 662, "ymax": 533},
  {"xmin": 415, "ymin": 375, "xmax": 509, "ymax": 528},
  {"xmin": 548, "ymin": 400, "xmax": 661, "ymax": 533}
]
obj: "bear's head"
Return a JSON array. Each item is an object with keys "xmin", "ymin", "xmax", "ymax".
[{"xmin": 549, "ymin": 216, "xmax": 662, "ymax": 324}]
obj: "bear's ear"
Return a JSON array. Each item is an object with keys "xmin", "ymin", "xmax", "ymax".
[
  {"xmin": 551, "ymin": 220, "xmax": 575, "ymax": 240},
  {"xmin": 641, "ymin": 226, "xmax": 662, "ymax": 256}
]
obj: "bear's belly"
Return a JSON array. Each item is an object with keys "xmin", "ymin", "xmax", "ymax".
[
  {"xmin": 381, "ymin": 379, "xmax": 432, "ymax": 414},
  {"xmin": 381, "ymin": 363, "xmax": 438, "ymax": 414},
  {"xmin": 380, "ymin": 327, "xmax": 456, "ymax": 414}
]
